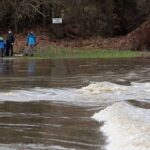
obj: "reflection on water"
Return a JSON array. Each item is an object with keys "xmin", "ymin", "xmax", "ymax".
[
  {"xmin": 27, "ymin": 60, "xmax": 36, "ymax": 76},
  {"xmin": 0, "ymin": 102, "xmax": 104, "ymax": 150},
  {"xmin": 1, "ymin": 58, "xmax": 150, "ymax": 90},
  {"xmin": 0, "ymin": 59, "xmax": 13, "ymax": 75},
  {"xmin": 0, "ymin": 58, "xmax": 150, "ymax": 150}
]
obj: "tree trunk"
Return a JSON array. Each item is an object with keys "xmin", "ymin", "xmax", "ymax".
[{"xmin": 105, "ymin": 0, "xmax": 114, "ymax": 36}]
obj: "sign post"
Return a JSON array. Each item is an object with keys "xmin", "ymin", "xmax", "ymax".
[
  {"xmin": 51, "ymin": 1, "xmax": 64, "ymax": 39},
  {"xmin": 52, "ymin": 17, "xmax": 64, "ymax": 39},
  {"xmin": 52, "ymin": 18, "xmax": 63, "ymax": 24}
]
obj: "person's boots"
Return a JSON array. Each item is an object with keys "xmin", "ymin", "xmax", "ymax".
[{"xmin": 5, "ymin": 48, "xmax": 10, "ymax": 56}]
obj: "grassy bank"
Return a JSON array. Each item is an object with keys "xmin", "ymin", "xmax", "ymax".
[
  {"xmin": 31, "ymin": 46, "xmax": 140, "ymax": 59},
  {"xmin": 13, "ymin": 46, "xmax": 145, "ymax": 60}
]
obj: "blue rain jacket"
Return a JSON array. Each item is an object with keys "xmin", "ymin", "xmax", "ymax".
[
  {"xmin": 27, "ymin": 34, "xmax": 36, "ymax": 46},
  {"xmin": 0, "ymin": 39, "xmax": 5, "ymax": 49}
]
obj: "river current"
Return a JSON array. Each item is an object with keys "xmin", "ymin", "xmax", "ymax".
[{"xmin": 0, "ymin": 58, "xmax": 149, "ymax": 150}]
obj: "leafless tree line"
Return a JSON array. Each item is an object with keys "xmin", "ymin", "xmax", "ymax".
[{"xmin": 0, "ymin": 0, "xmax": 149, "ymax": 37}]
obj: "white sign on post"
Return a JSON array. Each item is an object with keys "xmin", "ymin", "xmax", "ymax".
[{"xmin": 52, "ymin": 18, "xmax": 62, "ymax": 24}]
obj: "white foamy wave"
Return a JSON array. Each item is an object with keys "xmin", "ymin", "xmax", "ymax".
[
  {"xmin": 92, "ymin": 102, "xmax": 150, "ymax": 150},
  {"xmin": 0, "ymin": 144, "xmax": 74, "ymax": 150},
  {"xmin": 80, "ymin": 82, "xmax": 128, "ymax": 94},
  {"xmin": 0, "ymin": 82, "xmax": 150, "ymax": 105},
  {"xmin": 0, "ymin": 88, "xmax": 98, "ymax": 106},
  {"xmin": 79, "ymin": 82, "xmax": 150, "ymax": 102}
]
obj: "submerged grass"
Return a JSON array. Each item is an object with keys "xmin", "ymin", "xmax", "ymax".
[
  {"xmin": 33, "ymin": 46, "xmax": 139, "ymax": 59},
  {"xmin": 12, "ymin": 46, "xmax": 145, "ymax": 60}
]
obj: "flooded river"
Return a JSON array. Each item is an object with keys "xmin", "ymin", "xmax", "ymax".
[{"xmin": 0, "ymin": 58, "xmax": 149, "ymax": 150}]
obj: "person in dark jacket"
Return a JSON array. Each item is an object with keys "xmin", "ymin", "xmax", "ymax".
[
  {"xmin": 0, "ymin": 37, "xmax": 6, "ymax": 57},
  {"xmin": 25, "ymin": 31, "xmax": 37, "ymax": 56},
  {"xmin": 6, "ymin": 30, "xmax": 15, "ymax": 56}
]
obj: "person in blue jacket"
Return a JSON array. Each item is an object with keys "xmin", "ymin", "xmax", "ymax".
[
  {"xmin": 25, "ymin": 31, "xmax": 37, "ymax": 56},
  {"xmin": 0, "ymin": 37, "xmax": 6, "ymax": 57}
]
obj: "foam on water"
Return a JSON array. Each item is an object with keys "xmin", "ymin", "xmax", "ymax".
[
  {"xmin": 0, "ymin": 82, "xmax": 150, "ymax": 105},
  {"xmin": 92, "ymin": 102, "xmax": 150, "ymax": 150},
  {"xmin": 79, "ymin": 82, "xmax": 150, "ymax": 102},
  {"xmin": 0, "ymin": 82, "xmax": 150, "ymax": 150},
  {"xmin": 0, "ymin": 144, "xmax": 74, "ymax": 150}
]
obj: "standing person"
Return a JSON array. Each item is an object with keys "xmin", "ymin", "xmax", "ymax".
[
  {"xmin": 6, "ymin": 30, "xmax": 15, "ymax": 56},
  {"xmin": 25, "ymin": 31, "xmax": 37, "ymax": 56},
  {"xmin": 0, "ymin": 37, "xmax": 6, "ymax": 57}
]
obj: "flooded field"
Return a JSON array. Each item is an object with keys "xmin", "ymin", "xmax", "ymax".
[{"xmin": 0, "ymin": 58, "xmax": 149, "ymax": 150}]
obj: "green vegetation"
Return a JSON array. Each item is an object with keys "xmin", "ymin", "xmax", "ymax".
[{"xmin": 31, "ymin": 46, "xmax": 140, "ymax": 59}]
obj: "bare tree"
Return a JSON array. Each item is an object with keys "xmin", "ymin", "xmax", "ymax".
[{"xmin": 0, "ymin": 0, "xmax": 149, "ymax": 36}]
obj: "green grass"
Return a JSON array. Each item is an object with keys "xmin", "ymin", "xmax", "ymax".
[
  {"xmin": 32, "ymin": 46, "xmax": 140, "ymax": 59},
  {"xmin": 13, "ymin": 46, "xmax": 144, "ymax": 60}
]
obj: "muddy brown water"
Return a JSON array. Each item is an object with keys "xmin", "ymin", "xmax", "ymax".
[{"xmin": 0, "ymin": 58, "xmax": 149, "ymax": 150}]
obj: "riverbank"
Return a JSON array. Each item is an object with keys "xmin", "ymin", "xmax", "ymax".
[
  {"xmin": 9, "ymin": 46, "xmax": 149, "ymax": 60},
  {"xmin": 12, "ymin": 20, "xmax": 149, "ymax": 53},
  {"xmin": 34, "ymin": 46, "xmax": 139, "ymax": 59}
]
